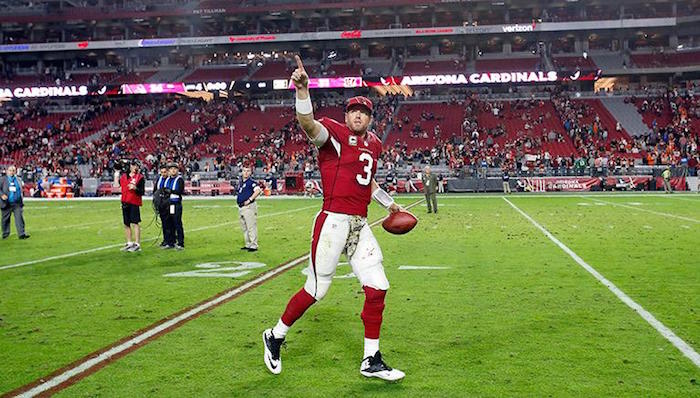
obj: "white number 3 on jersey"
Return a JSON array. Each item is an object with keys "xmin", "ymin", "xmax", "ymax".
[{"xmin": 356, "ymin": 152, "xmax": 373, "ymax": 186}]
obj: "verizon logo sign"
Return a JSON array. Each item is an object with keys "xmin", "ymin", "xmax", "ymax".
[{"xmin": 502, "ymin": 24, "xmax": 534, "ymax": 33}]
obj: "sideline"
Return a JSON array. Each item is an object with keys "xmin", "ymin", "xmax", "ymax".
[
  {"xmin": 22, "ymin": 191, "xmax": 700, "ymax": 203},
  {"xmin": 400, "ymin": 192, "xmax": 700, "ymax": 199},
  {"xmin": 0, "ymin": 205, "xmax": 319, "ymax": 272}
]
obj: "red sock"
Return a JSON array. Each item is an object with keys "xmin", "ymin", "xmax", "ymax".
[
  {"xmin": 280, "ymin": 288, "xmax": 316, "ymax": 326},
  {"xmin": 361, "ymin": 286, "xmax": 386, "ymax": 339}
]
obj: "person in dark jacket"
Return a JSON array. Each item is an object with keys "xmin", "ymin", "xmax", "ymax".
[
  {"xmin": 1, "ymin": 165, "xmax": 30, "ymax": 239},
  {"xmin": 154, "ymin": 165, "xmax": 171, "ymax": 247},
  {"xmin": 163, "ymin": 162, "xmax": 185, "ymax": 250}
]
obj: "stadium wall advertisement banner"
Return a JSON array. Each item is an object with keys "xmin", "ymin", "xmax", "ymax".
[
  {"xmin": 654, "ymin": 176, "xmax": 689, "ymax": 191},
  {"xmin": 2, "ymin": 70, "xmax": 590, "ymax": 99},
  {"xmin": 0, "ymin": 85, "xmax": 89, "ymax": 98},
  {"xmin": 273, "ymin": 70, "xmax": 599, "ymax": 91},
  {"xmin": 518, "ymin": 176, "xmax": 657, "ymax": 192},
  {"xmin": 687, "ymin": 177, "xmax": 699, "ymax": 192},
  {"xmin": 0, "ymin": 18, "xmax": 677, "ymax": 53}
]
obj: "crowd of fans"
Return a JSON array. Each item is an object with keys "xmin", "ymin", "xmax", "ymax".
[
  {"xmin": 1, "ymin": 87, "xmax": 698, "ymax": 195},
  {"xmin": 383, "ymin": 88, "xmax": 699, "ymax": 177}
]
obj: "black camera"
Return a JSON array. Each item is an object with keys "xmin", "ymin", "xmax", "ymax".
[
  {"xmin": 116, "ymin": 159, "xmax": 130, "ymax": 172},
  {"xmin": 117, "ymin": 159, "xmax": 140, "ymax": 173}
]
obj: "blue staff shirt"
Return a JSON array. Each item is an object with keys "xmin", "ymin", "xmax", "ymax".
[{"xmin": 237, "ymin": 178, "xmax": 258, "ymax": 207}]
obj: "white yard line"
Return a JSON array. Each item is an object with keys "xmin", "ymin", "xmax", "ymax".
[
  {"xmin": 27, "ymin": 220, "xmax": 114, "ymax": 232},
  {"xmin": 12, "ymin": 199, "xmax": 424, "ymax": 397},
  {"xmin": 585, "ymin": 197, "xmax": 700, "ymax": 224},
  {"xmin": 0, "ymin": 205, "xmax": 318, "ymax": 272},
  {"xmin": 0, "ymin": 243, "xmax": 126, "ymax": 272},
  {"xmin": 503, "ymin": 197, "xmax": 700, "ymax": 369},
  {"xmin": 398, "ymin": 266, "xmax": 451, "ymax": 270},
  {"xmin": 15, "ymin": 255, "xmax": 311, "ymax": 398}
]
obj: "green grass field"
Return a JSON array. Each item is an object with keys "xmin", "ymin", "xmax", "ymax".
[{"xmin": 1, "ymin": 193, "xmax": 699, "ymax": 397}]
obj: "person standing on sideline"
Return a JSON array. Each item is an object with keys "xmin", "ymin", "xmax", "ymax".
[
  {"xmin": 662, "ymin": 165, "xmax": 673, "ymax": 194},
  {"xmin": 421, "ymin": 165, "xmax": 438, "ymax": 213},
  {"xmin": 262, "ymin": 55, "xmax": 405, "ymax": 382},
  {"xmin": 154, "ymin": 165, "xmax": 170, "ymax": 247},
  {"xmin": 1, "ymin": 166, "xmax": 30, "ymax": 239},
  {"xmin": 163, "ymin": 162, "xmax": 185, "ymax": 250},
  {"xmin": 502, "ymin": 168, "xmax": 512, "ymax": 194},
  {"xmin": 237, "ymin": 166, "xmax": 261, "ymax": 252},
  {"xmin": 118, "ymin": 161, "xmax": 145, "ymax": 252}
]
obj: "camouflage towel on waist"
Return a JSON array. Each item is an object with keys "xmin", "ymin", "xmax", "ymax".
[{"xmin": 344, "ymin": 216, "xmax": 365, "ymax": 257}]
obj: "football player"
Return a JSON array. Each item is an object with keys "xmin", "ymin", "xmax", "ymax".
[{"xmin": 262, "ymin": 55, "xmax": 405, "ymax": 381}]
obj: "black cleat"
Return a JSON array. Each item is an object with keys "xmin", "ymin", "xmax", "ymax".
[
  {"xmin": 262, "ymin": 328, "xmax": 285, "ymax": 375},
  {"xmin": 360, "ymin": 351, "xmax": 405, "ymax": 381}
]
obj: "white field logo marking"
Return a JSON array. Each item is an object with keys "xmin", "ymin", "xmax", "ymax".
[{"xmin": 164, "ymin": 261, "xmax": 266, "ymax": 278}]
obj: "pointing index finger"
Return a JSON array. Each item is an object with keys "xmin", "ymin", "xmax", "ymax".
[{"xmin": 295, "ymin": 55, "xmax": 305, "ymax": 71}]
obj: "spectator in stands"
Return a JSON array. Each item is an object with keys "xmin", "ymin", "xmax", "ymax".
[
  {"xmin": 118, "ymin": 160, "xmax": 145, "ymax": 252},
  {"xmin": 1, "ymin": 166, "xmax": 29, "ymax": 240},
  {"xmin": 421, "ymin": 165, "xmax": 438, "ymax": 214}
]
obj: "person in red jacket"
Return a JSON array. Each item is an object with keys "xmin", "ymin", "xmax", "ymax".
[{"xmin": 118, "ymin": 160, "xmax": 145, "ymax": 252}]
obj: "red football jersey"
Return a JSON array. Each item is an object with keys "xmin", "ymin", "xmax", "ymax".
[{"xmin": 317, "ymin": 117, "xmax": 382, "ymax": 217}]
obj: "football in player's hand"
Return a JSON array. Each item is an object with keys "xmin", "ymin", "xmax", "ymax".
[{"xmin": 382, "ymin": 210, "xmax": 418, "ymax": 235}]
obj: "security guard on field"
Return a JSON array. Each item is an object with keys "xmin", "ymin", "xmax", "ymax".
[
  {"xmin": 237, "ymin": 165, "xmax": 262, "ymax": 251},
  {"xmin": 154, "ymin": 164, "xmax": 170, "ymax": 247},
  {"xmin": 163, "ymin": 162, "xmax": 185, "ymax": 249}
]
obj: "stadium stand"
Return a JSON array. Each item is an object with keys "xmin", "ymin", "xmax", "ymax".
[
  {"xmin": 250, "ymin": 61, "xmax": 292, "ymax": 80},
  {"xmin": 182, "ymin": 67, "xmax": 249, "ymax": 82},
  {"xmin": 475, "ymin": 58, "xmax": 541, "ymax": 72},
  {"xmin": 0, "ymin": 0, "xmax": 698, "ymax": 195},
  {"xmin": 630, "ymin": 50, "xmax": 700, "ymax": 68}
]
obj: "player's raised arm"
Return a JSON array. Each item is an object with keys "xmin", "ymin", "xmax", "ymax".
[{"xmin": 292, "ymin": 55, "xmax": 328, "ymax": 147}]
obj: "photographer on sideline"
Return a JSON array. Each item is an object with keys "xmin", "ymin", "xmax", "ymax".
[
  {"xmin": 117, "ymin": 160, "xmax": 145, "ymax": 252},
  {"xmin": 163, "ymin": 162, "xmax": 185, "ymax": 250}
]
